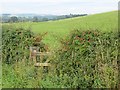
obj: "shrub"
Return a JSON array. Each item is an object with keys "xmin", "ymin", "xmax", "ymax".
[
  {"xmin": 53, "ymin": 30, "xmax": 119, "ymax": 88},
  {"xmin": 2, "ymin": 26, "xmax": 48, "ymax": 64}
]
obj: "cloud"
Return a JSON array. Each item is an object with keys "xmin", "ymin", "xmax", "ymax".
[{"xmin": 0, "ymin": 0, "xmax": 118, "ymax": 14}]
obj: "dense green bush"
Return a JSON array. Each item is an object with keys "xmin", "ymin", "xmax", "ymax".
[
  {"xmin": 2, "ymin": 26, "xmax": 50, "ymax": 88},
  {"xmin": 2, "ymin": 26, "xmax": 33, "ymax": 64},
  {"xmin": 52, "ymin": 30, "xmax": 119, "ymax": 88},
  {"xmin": 2, "ymin": 26, "xmax": 47, "ymax": 64},
  {"xmin": 2, "ymin": 27, "xmax": 119, "ymax": 88}
]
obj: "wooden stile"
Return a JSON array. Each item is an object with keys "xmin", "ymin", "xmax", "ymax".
[
  {"xmin": 29, "ymin": 46, "xmax": 51, "ymax": 67},
  {"xmin": 35, "ymin": 63, "xmax": 51, "ymax": 67}
]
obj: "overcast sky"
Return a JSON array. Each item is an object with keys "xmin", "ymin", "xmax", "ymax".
[{"xmin": 0, "ymin": 0, "xmax": 119, "ymax": 15}]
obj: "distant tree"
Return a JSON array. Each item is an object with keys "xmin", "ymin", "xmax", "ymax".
[
  {"xmin": 42, "ymin": 18, "xmax": 48, "ymax": 21},
  {"xmin": 33, "ymin": 16, "xmax": 39, "ymax": 22},
  {"xmin": 9, "ymin": 16, "xmax": 18, "ymax": 22},
  {"xmin": 65, "ymin": 15, "xmax": 70, "ymax": 18},
  {"xmin": 57, "ymin": 16, "xmax": 66, "ymax": 20}
]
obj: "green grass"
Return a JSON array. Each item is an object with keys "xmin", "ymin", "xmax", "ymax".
[
  {"xmin": 32, "ymin": 11, "xmax": 118, "ymax": 32},
  {"xmin": 5, "ymin": 11, "xmax": 118, "ymax": 50}
]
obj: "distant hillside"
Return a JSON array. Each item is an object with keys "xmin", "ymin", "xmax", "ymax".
[
  {"xmin": 1, "ymin": 13, "xmax": 87, "ymax": 22},
  {"xmin": 31, "ymin": 11, "xmax": 118, "ymax": 33}
]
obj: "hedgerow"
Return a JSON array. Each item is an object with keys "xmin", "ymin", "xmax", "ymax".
[
  {"xmin": 53, "ymin": 30, "xmax": 119, "ymax": 88},
  {"xmin": 2, "ymin": 26, "xmax": 47, "ymax": 64},
  {"xmin": 2, "ymin": 27, "xmax": 119, "ymax": 88}
]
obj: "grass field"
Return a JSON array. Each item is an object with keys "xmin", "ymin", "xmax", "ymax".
[{"xmin": 6, "ymin": 11, "xmax": 118, "ymax": 50}]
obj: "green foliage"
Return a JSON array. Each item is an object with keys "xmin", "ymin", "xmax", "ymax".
[
  {"xmin": 2, "ymin": 26, "xmax": 34, "ymax": 64},
  {"xmin": 2, "ymin": 29, "xmax": 119, "ymax": 88},
  {"xmin": 2, "ymin": 61, "xmax": 40, "ymax": 88},
  {"xmin": 2, "ymin": 26, "xmax": 48, "ymax": 64},
  {"xmin": 53, "ymin": 30, "xmax": 119, "ymax": 88}
]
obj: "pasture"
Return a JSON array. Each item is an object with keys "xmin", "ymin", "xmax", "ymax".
[{"xmin": 7, "ymin": 11, "xmax": 118, "ymax": 50}]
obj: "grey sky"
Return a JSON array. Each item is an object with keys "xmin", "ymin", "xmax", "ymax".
[{"xmin": 0, "ymin": 0, "xmax": 119, "ymax": 15}]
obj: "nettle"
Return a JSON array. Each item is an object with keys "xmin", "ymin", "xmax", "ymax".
[{"xmin": 53, "ymin": 30, "xmax": 118, "ymax": 88}]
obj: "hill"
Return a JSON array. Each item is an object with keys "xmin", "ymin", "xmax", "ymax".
[
  {"xmin": 31, "ymin": 11, "xmax": 118, "ymax": 32},
  {"xmin": 6, "ymin": 11, "xmax": 118, "ymax": 50},
  {"xmin": 31, "ymin": 11, "xmax": 118, "ymax": 49}
]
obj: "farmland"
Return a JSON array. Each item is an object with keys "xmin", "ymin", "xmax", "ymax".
[
  {"xmin": 7, "ymin": 11, "xmax": 118, "ymax": 50},
  {"xmin": 2, "ymin": 11, "xmax": 119, "ymax": 88}
]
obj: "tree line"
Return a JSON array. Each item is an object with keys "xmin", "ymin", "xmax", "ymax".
[{"xmin": 1, "ymin": 14, "xmax": 87, "ymax": 23}]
